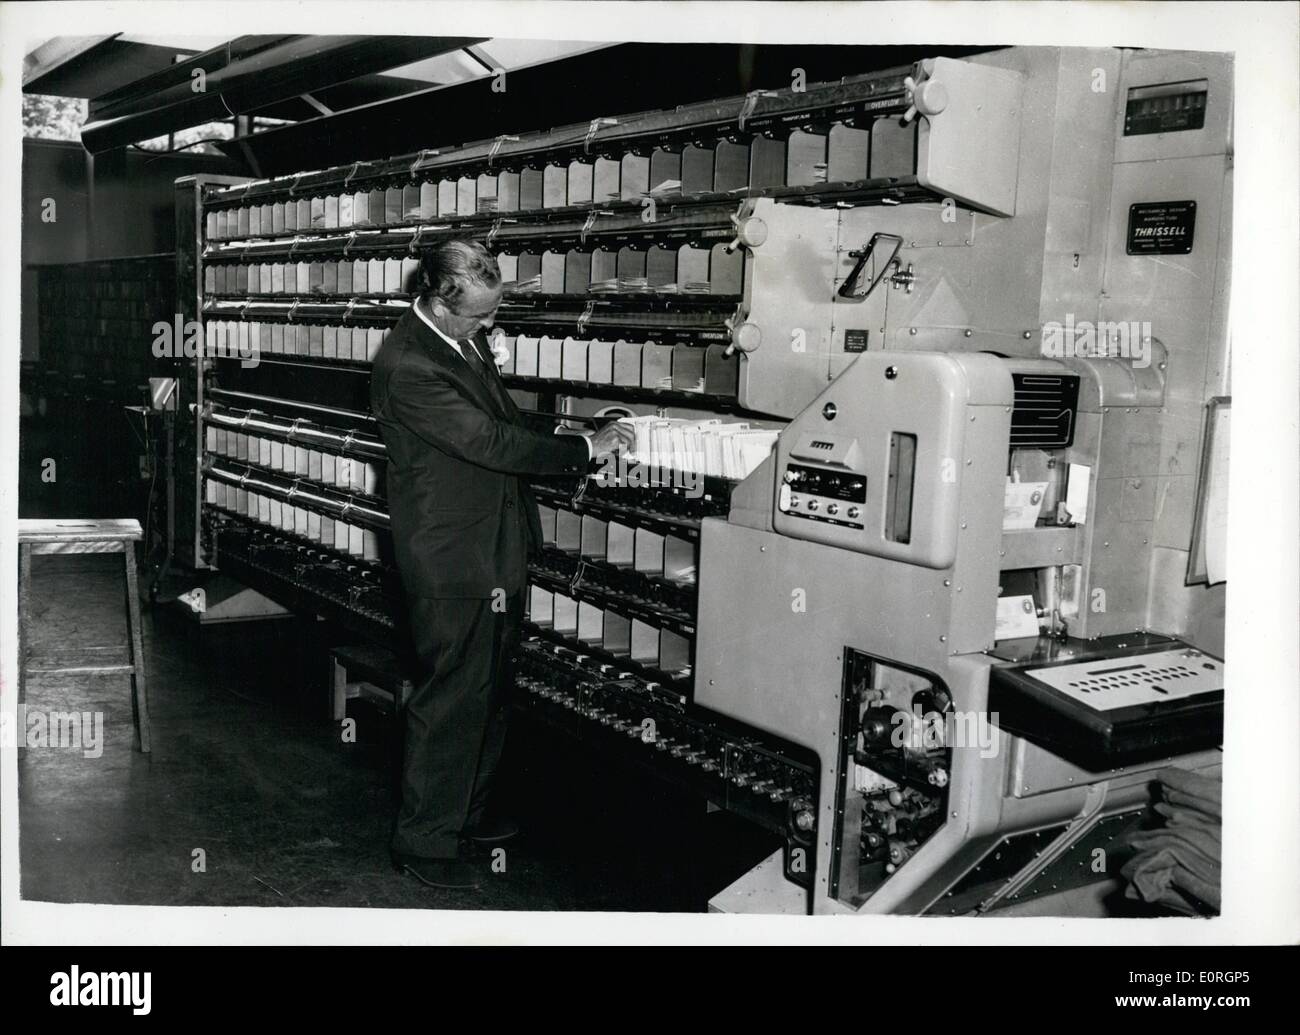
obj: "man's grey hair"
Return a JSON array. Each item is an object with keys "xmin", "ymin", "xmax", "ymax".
[{"xmin": 416, "ymin": 239, "xmax": 501, "ymax": 306}]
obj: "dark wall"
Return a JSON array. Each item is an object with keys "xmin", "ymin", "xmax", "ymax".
[
  {"xmin": 19, "ymin": 140, "xmax": 244, "ymax": 530},
  {"xmin": 21, "ymin": 139, "xmax": 244, "ymax": 359}
]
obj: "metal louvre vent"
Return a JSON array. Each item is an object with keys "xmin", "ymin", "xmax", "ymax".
[{"xmin": 1009, "ymin": 373, "xmax": 1080, "ymax": 449}]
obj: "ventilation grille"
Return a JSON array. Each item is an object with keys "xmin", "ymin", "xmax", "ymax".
[{"xmin": 1010, "ymin": 373, "xmax": 1080, "ymax": 449}]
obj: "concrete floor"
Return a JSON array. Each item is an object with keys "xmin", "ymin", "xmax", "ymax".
[{"xmin": 18, "ymin": 554, "xmax": 777, "ymax": 911}]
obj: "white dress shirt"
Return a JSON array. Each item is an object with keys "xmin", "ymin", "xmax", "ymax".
[
  {"xmin": 413, "ymin": 297, "xmax": 473, "ymax": 360},
  {"xmin": 412, "ymin": 299, "xmax": 593, "ymax": 459}
]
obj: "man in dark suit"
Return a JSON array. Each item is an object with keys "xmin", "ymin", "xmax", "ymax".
[{"xmin": 371, "ymin": 240, "xmax": 633, "ymax": 889}]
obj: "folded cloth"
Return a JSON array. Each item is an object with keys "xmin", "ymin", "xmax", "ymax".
[
  {"xmin": 1121, "ymin": 848, "xmax": 1221, "ymax": 915},
  {"xmin": 1124, "ymin": 829, "xmax": 1221, "ymax": 887},
  {"xmin": 1153, "ymin": 801, "xmax": 1221, "ymax": 833},
  {"xmin": 1158, "ymin": 766, "xmax": 1222, "ymax": 804},
  {"xmin": 1162, "ymin": 785, "xmax": 1222, "ymax": 819},
  {"xmin": 1117, "ymin": 766, "xmax": 1222, "ymax": 916}
]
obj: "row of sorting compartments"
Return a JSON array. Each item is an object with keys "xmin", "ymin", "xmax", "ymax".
[
  {"xmin": 203, "ymin": 243, "xmax": 743, "ymax": 297},
  {"xmin": 497, "ymin": 244, "xmax": 743, "ymax": 295},
  {"xmin": 205, "ymin": 258, "xmax": 419, "ymax": 297},
  {"xmin": 203, "ymin": 320, "xmax": 741, "ymax": 396},
  {"xmin": 205, "ymin": 480, "xmax": 381, "ymax": 561},
  {"xmin": 500, "ymin": 336, "xmax": 738, "ymax": 396},
  {"xmin": 537, "ymin": 505, "xmax": 697, "ymax": 585},
  {"xmin": 205, "ymin": 319, "xmax": 392, "ymax": 362},
  {"xmin": 205, "ymin": 427, "xmax": 381, "ymax": 494},
  {"xmin": 205, "ymin": 122, "xmax": 915, "ymax": 240},
  {"xmin": 526, "ymin": 585, "xmax": 692, "ymax": 679}
]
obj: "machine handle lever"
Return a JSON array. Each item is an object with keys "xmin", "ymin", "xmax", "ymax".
[{"xmin": 901, "ymin": 60, "xmax": 949, "ymax": 125}]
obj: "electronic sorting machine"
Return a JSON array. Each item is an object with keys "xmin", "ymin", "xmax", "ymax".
[{"xmin": 181, "ymin": 45, "xmax": 1230, "ymax": 915}]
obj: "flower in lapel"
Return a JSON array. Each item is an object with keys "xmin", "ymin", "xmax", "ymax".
[{"xmin": 488, "ymin": 330, "xmax": 510, "ymax": 368}]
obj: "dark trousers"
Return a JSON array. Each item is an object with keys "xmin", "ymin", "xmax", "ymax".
[{"xmin": 393, "ymin": 591, "xmax": 523, "ymax": 860}]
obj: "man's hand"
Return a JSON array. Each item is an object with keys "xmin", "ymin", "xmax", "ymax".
[{"xmin": 589, "ymin": 421, "xmax": 636, "ymax": 457}]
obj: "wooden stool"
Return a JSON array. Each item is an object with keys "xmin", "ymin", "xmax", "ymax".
[
  {"xmin": 17, "ymin": 519, "xmax": 152, "ymax": 753},
  {"xmin": 330, "ymin": 644, "xmax": 413, "ymax": 721}
]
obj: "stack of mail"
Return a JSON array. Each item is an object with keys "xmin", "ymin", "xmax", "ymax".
[
  {"xmin": 616, "ymin": 416, "xmax": 779, "ymax": 480},
  {"xmin": 507, "ymin": 274, "xmax": 542, "ymax": 294},
  {"xmin": 589, "ymin": 276, "xmax": 651, "ymax": 294}
]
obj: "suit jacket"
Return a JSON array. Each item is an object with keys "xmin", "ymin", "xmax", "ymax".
[{"xmin": 370, "ymin": 308, "xmax": 588, "ymax": 599}]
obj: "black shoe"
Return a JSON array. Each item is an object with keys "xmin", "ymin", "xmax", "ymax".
[
  {"xmin": 391, "ymin": 852, "xmax": 480, "ymax": 889},
  {"xmin": 463, "ymin": 815, "xmax": 521, "ymax": 845}
]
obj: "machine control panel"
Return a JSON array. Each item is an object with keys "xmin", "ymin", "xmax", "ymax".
[
  {"xmin": 1024, "ymin": 648, "xmax": 1221, "ymax": 710},
  {"xmin": 777, "ymin": 463, "xmax": 867, "ymax": 528},
  {"xmin": 989, "ymin": 641, "xmax": 1224, "ymax": 765},
  {"xmin": 771, "ymin": 351, "xmax": 1012, "ymax": 569}
]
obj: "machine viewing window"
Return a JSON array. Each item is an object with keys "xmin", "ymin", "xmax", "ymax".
[
  {"xmin": 1124, "ymin": 79, "xmax": 1208, "ymax": 136},
  {"xmin": 885, "ymin": 432, "xmax": 916, "ymax": 544}
]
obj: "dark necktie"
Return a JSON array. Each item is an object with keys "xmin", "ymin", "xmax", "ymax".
[
  {"xmin": 461, "ymin": 336, "xmax": 514, "ymax": 419},
  {"xmin": 459, "ymin": 336, "xmax": 491, "ymax": 383}
]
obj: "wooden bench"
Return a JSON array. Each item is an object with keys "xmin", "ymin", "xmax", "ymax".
[
  {"xmin": 17, "ymin": 519, "xmax": 151, "ymax": 753},
  {"xmin": 330, "ymin": 643, "xmax": 413, "ymax": 720}
]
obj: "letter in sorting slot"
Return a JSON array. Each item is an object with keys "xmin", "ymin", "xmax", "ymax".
[
  {"xmin": 714, "ymin": 141, "xmax": 750, "ymax": 193},
  {"xmin": 592, "ymin": 157, "xmax": 620, "ymax": 202},
  {"xmin": 543, "ymin": 164, "xmax": 568, "ymax": 209},
  {"xmin": 541, "ymin": 251, "xmax": 566, "ymax": 294},
  {"xmin": 750, "ymin": 135, "xmax": 787, "ymax": 189},
  {"xmin": 649, "ymin": 148, "xmax": 682, "ymax": 194},
  {"xmin": 564, "ymin": 251, "xmax": 591, "ymax": 294},
  {"xmin": 681, "ymin": 145, "xmax": 715, "ymax": 194},
  {"xmin": 646, "ymin": 245, "xmax": 677, "ymax": 288},
  {"xmin": 620, "ymin": 153, "xmax": 650, "ymax": 200},
  {"xmin": 457, "ymin": 177, "xmax": 477, "ymax": 217},
  {"xmin": 519, "ymin": 168, "xmax": 544, "ymax": 211},
  {"xmin": 497, "ymin": 171, "xmax": 520, "ymax": 212},
  {"xmin": 476, "ymin": 174, "xmax": 498, "ymax": 213},
  {"xmin": 787, "ymin": 130, "xmax": 828, "ymax": 187},
  {"xmin": 567, "ymin": 161, "xmax": 593, "ymax": 205}
]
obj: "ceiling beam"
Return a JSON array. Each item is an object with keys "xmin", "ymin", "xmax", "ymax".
[
  {"xmin": 244, "ymin": 73, "xmax": 445, "ymax": 122},
  {"xmin": 80, "ymin": 35, "xmax": 483, "ymax": 154},
  {"xmin": 23, "ymin": 35, "xmax": 123, "ymax": 94},
  {"xmin": 88, "ymin": 36, "xmax": 290, "ymax": 116},
  {"xmin": 23, "ymin": 35, "xmax": 119, "ymax": 89}
]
